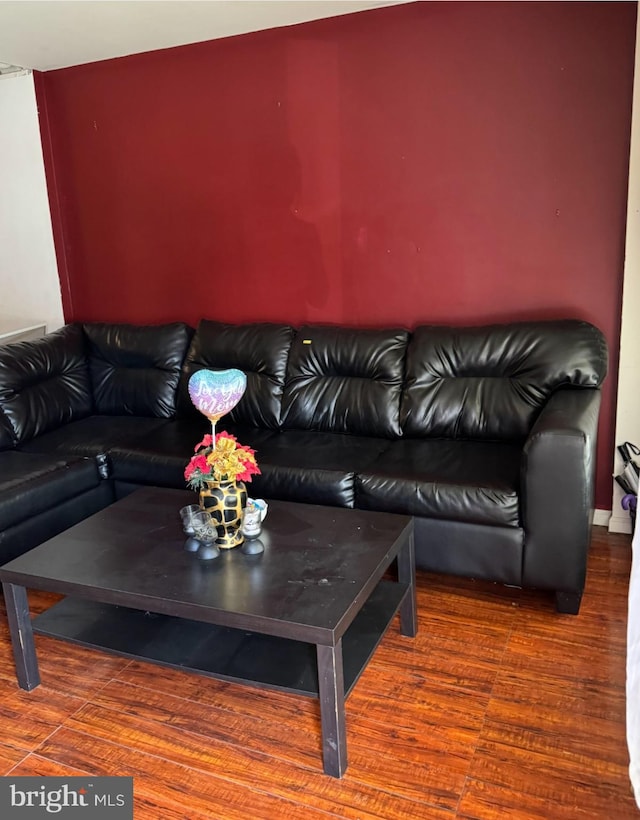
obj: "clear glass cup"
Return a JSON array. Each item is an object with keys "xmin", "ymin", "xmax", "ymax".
[
  {"xmin": 242, "ymin": 498, "xmax": 269, "ymax": 539},
  {"xmin": 191, "ymin": 510, "xmax": 221, "ymax": 560},
  {"xmin": 191, "ymin": 510, "xmax": 218, "ymax": 544},
  {"xmin": 179, "ymin": 504, "xmax": 201, "ymax": 535}
]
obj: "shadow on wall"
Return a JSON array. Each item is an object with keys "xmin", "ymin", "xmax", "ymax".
[{"xmin": 234, "ymin": 139, "xmax": 328, "ymax": 321}]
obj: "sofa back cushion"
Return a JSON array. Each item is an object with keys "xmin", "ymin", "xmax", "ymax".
[
  {"xmin": 0, "ymin": 324, "xmax": 93, "ymax": 445},
  {"xmin": 177, "ymin": 320, "xmax": 295, "ymax": 429},
  {"xmin": 84, "ymin": 322, "xmax": 192, "ymax": 417},
  {"xmin": 401, "ymin": 320, "xmax": 608, "ymax": 440},
  {"xmin": 281, "ymin": 325, "xmax": 409, "ymax": 438}
]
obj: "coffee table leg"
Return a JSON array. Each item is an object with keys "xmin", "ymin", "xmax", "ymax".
[
  {"xmin": 2, "ymin": 583, "xmax": 40, "ymax": 691},
  {"xmin": 317, "ymin": 641, "xmax": 347, "ymax": 777},
  {"xmin": 397, "ymin": 528, "xmax": 417, "ymax": 637}
]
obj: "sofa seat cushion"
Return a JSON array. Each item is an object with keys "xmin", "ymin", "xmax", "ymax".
[
  {"xmin": 18, "ymin": 416, "xmax": 169, "ymax": 459},
  {"xmin": 248, "ymin": 431, "xmax": 393, "ymax": 508},
  {"xmin": 0, "ymin": 451, "xmax": 101, "ymax": 532},
  {"xmin": 356, "ymin": 439, "xmax": 522, "ymax": 527},
  {"xmin": 107, "ymin": 420, "xmax": 277, "ymax": 488}
]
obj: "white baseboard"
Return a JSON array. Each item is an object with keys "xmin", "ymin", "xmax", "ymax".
[
  {"xmin": 594, "ymin": 508, "xmax": 612, "ymax": 528},
  {"xmin": 609, "ymin": 510, "xmax": 634, "ymax": 534}
]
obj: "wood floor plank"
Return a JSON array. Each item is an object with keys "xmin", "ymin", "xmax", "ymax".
[
  {"xmin": 0, "ymin": 677, "xmax": 85, "ymax": 753},
  {"xmin": 372, "ymin": 636, "xmax": 505, "ymax": 695},
  {"xmin": 458, "ymin": 772, "xmax": 639, "ymax": 819},
  {"xmin": 0, "ymin": 599, "xmax": 130, "ymax": 697},
  {"xmin": 477, "ymin": 699, "xmax": 630, "ymax": 783},
  {"xmin": 341, "ymin": 713, "xmax": 470, "ymax": 809},
  {"xmin": 415, "ymin": 594, "xmax": 518, "ymax": 644},
  {"xmin": 86, "ymin": 679, "xmax": 324, "ymax": 770},
  {"xmin": 490, "ymin": 667, "xmax": 627, "ymax": 723},
  {"xmin": 95, "ymin": 670, "xmax": 476, "ymax": 807},
  {"xmin": 347, "ymin": 672, "xmax": 490, "ymax": 735},
  {"xmin": 497, "ymin": 630, "xmax": 626, "ymax": 694},
  {"xmin": 101, "ymin": 665, "xmax": 475, "ymax": 810},
  {"xmin": 0, "ymin": 743, "xmax": 29, "ymax": 774},
  {"xmin": 9, "ymin": 753, "xmax": 91, "ymax": 776},
  {"xmin": 467, "ymin": 734, "xmax": 632, "ymax": 807},
  {"xmin": 33, "ymin": 635, "xmax": 131, "ymax": 697},
  {"xmin": 115, "ymin": 659, "xmax": 319, "ymax": 720},
  {"xmin": 10, "ymin": 750, "xmax": 283, "ymax": 820},
  {"xmin": 39, "ymin": 724, "xmax": 448, "ymax": 820},
  {"xmin": 512, "ymin": 596, "xmax": 628, "ymax": 650},
  {"xmin": 28, "ymin": 733, "xmax": 344, "ymax": 820}
]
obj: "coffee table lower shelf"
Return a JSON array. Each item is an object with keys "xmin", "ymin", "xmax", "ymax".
[{"xmin": 32, "ymin": 580, "xmax": 407, "ymax": 698}]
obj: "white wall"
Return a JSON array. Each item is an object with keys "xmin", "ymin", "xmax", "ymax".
[
  {"xmin": 610, "ymin": 11, "xmax": 640, "ymax": 534},
  {"xmin": 0, "ymin": 70, "xmax": 64, "ymax": 334}
]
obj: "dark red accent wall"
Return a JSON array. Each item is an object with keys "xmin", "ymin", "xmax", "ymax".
[{"xmin": 36, "ymin": 1, "xmax": 637, "ymax": 510}]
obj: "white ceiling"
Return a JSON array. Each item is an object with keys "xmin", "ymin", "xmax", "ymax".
[{"xmin": 0, "ymin": 0, "xmax": 408, "ymax": 72}]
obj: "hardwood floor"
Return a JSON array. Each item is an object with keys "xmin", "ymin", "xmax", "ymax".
[{"xmin": 0, "ymin": 526, "xmax": 637, "ymax": 819}]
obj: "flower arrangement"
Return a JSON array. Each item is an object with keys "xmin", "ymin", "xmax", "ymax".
[{"xmin": 184, "ymin": 431, "xmax": 260, "ymax": 490}]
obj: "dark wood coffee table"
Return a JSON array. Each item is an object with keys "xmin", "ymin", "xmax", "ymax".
[{"xmin": 0, "ymin": 487, "xmax": 416, "ymax": 777}]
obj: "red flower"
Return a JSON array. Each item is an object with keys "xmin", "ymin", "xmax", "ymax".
[
  {"xmin": 194, "ymin": 434, "xmax": 213, "ymax": 452},
  {"xmin": 184, "ymin": 453, "xmax": 210, "ymax": 481}
]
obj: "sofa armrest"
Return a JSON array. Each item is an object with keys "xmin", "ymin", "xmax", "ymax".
[{"xmin": 521, "ymin": 387, "xmax": 602, "ymax": 612}]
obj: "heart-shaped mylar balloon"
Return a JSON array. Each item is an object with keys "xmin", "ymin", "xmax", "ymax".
[{"xmin": 188, "ymin": 369, "xmax": 247, "ymax": 423}]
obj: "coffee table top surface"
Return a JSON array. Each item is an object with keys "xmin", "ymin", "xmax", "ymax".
[{"xmin": 0, "ymin": 487, "xmax": 412, "ymax": 643}]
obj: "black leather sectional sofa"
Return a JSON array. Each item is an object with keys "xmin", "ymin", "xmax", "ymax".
[{"xmin": 0, "ymin": 318, "xmax": 608, "ymax": 614}]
